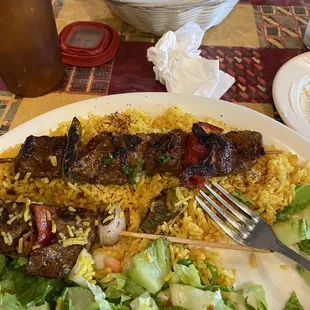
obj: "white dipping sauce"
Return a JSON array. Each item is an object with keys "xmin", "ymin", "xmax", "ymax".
[{"xmin": 289, "ymin": 76, "xmax": 310, "ymax": 122}]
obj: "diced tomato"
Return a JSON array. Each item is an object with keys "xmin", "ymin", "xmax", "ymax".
[{"xmin": 31, "ymin": 204, "xmax": 55, "ymax": 246}]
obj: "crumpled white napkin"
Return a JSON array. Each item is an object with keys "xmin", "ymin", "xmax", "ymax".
[{"xmin": 147, "ymin": 22, "xmax": 235, "ymax": 99}]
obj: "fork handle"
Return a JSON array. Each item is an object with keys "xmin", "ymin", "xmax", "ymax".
[{"xmin": 273, "ymin": 240, "xmax": 310, "ymax": 271}]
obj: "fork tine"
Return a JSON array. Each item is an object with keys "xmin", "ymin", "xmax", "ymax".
[
  {"xmin": 213, "ymin": 183, "xmax": 260, "ymax": 222},
  {"xmin": 195, "ymin": 195, "xmax": 246, "ymax": 245},
  {"xmin": 199, "ymin": 190, "xmax": 249, "ymax": 239},
  {"xmin": 204, "ymin": 184, "xmax": 255, "ymax": 230}
]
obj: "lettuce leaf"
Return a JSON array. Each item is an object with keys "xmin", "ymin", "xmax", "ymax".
[
  {"xmin": 0, "ymin": 254, "xmax": 64, "ymax": 308},
  {"xmin": 69, "ymin": 249, "xmax": 111, "ymax": 310},
  {"xmin": 283, "ymin": 292, "xmax": 304, "ymax": 310},
  {"xmin": 125, "ymin": 279, "xmax": 145, "ymax": 299},
  {"xmin": 127, "ymin": 239, "xmax": 171, "ymax": 294},
  {"xmin": 296, "ymin": 265, "xmax": 310, "ymax": 287},
  {"xmin": 0, "ymin": 292, "xmax": 23, "ymax": 309},
  {"xmin": 103, "ymin": 274, "xmax": 128, "ymax": 300},
  {"xmin": 170, "ymin": 284, "xmax": 232, "ymax": 310},
  {"xmin": 276, "ymin": 185, "xmax": 310, "ymax": 223},
  {"xmin": 169, "ymin": 264, "xmax": 203, "ymax": 289},
  {"xmin": 272, "ymin": 218, "xmax": 310, "ymax": 246},
  {"xmin": 236, "ymin": 283, "xmax": 267, "ymax": 310},
  {"xmin": 177, "ymin": 259, "xmax": 192, "ymax": 267},
  {"xmin": 298, "ymin": 240, "xmax": 310, "ymax": 256},
  {"xmin": 130, "ymin": 292, "xmax": 158, "ymax": 310},
  {"xmin": 60, "ymin": 286, "xmax": 99, "ymax": 310}
]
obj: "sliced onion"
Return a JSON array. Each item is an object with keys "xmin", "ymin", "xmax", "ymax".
[{"xmin": 99, "ymin": 205, "xmax": 126, "ymax": 246}]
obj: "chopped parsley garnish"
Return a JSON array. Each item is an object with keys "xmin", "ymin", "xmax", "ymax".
[
  {"xmin": 137, "ymin": 157, "xmax": 144, "ymax": 166},
  {"xmin": 157, "ymin": 152, "xmax": 171, "ymax": 164},
  {"xmin": 177, "ymin": 259, "xmax": 192, "ymax": 267},
  {"xmin": 103, "ymin": 153, "xmax": 113, "ymax": 164},
  {"xmin": 124, "ymin": 157, "xmax": 145, "ymax": 184}
]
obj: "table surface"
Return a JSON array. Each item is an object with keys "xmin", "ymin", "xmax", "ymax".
[{"xmin": 0, "ymin": 0, "xmax": 309, "ymax": 135}]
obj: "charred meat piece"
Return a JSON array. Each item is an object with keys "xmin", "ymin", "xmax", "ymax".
[
  {"xmin": 194, "ymin": 122, "xmax": 224, "ymax": 135},
  {"xmin": 143, "ymin": 130, "xmax": 187, "ymax": 176},
  {"xmin": 140, "ymin": 189, "xmax": 182, "ymax": 233},
  {"xmin": 63, "ymin": 117, "xmax": 82, "ymax": 182},
  {"xmin": 69, "ymin": 132, "xmax": 128, "ymax": 185},
  {"xmin": 122, "ymin": 133, "xmax": 150, "ymax": 168},
  {"xmin": 26, "ymin": 204, "xmax": 97, "ymax": 278},
  {"xmin": 182, "ymin": 122, "xmax": 265, "ymax": 187},
  {"xmin": 26, "ymin": 243, "xmax": 82, "ymax": 278},
  {"xmin": 52, "ymin": 206, "xmax": 98, "ymax": 249},
  {"xmin": 14, "ymin": 135, "xmax": 67, "ymax": 178},
  {"xmin": 30, "ymin": 204, "xmax": 97, "ymax": 249},
  {"xmin": 0, "ymin": 201, "xmax": 31, "ymax": 254},
  {"xmin": 64, "ymin": 118, "xmax": 129, "ymax": 185}
]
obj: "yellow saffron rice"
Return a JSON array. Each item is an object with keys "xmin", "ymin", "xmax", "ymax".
[{"xmin": 1, "ymin": 106, "xmax": 309, "ymax": 287}]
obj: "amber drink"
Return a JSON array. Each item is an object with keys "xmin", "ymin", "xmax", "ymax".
[{"xmin": 0, "ymin": 0, "xmax": 64, "ymax": 97}]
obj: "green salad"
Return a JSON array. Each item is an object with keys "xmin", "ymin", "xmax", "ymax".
[
  {"xmin": 0, "ymin": 239, "xmax": 269, "ymax": 310},
  {"xmin": 0, "ymin": 185, "xmax": 310, "ymax": 310}
]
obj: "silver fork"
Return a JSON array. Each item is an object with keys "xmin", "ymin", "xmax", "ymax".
[{"xmin": 195, "ymin": 183, "xmax": 310, "ymax": 271}]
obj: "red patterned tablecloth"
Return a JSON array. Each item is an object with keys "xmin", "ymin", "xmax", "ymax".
[{"xmin": 0, "ymin": 0, "xmax": 309, "ymax": 133}]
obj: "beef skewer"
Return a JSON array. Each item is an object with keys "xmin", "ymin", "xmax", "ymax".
[
  {"xmin": 0, "ymin": 117, "xmax": 275, "ymax": 188},
  {"xmin": 0, "ymin": 199, "xmax": 125, "ymax": 279}
]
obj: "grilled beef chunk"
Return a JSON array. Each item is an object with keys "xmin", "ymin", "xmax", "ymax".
[
  {"xmin": 26, "ymin": 204, "xmax": 97, "ymax": 278},
  {"xmin": 52, "ymin": 206, "xmax": 98, "ymax": 248},
  {"xmin": 67, "ymin": 132, "xmax": 128, "ymax": 185},
  {"xmin": 143, "ymin": 130, "xmax": 187, "ymax": 176},
  {"xmin": 140, "ymin": 188, "xmax": 183, "ymax": 233},
  {"xmin": 182, "ymin": 122, "xmax": 265, "ymax": 187},
  {"xmin": 26, "ymin": 243, "xmax": 82, "ymax": 278},
  {"xmin": 0, "ymin": 201, "xmax": 31, "ymax": 254},
  {"xmin": 64, "ymin": 118, "xmax": 152, "ymax": 185},
  {"xmin": 64, "ymin": 118, "xmax": 128, "ymax": 185},
  {"xmin": 30, "ymin": 204, "xmax": 97, "ymax": 248},
  {"xmin": 14, "ymin": 135, "xmax": 67, "ymax": 178},
  {"xmin": 122, "ymin": 133, "xmax": 150, "ymax": 168}
]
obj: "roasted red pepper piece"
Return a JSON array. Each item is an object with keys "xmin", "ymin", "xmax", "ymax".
[
  {"xmin": 182, "ymin": 122, "xmax": 224, "ymax": 188},
  {"xmin": 31, "ymin": 204, "xmax": 55, "ymax": 246},
  {"xmin": 183, "ymin": 135, "xmax": 210, "ymax": 166},
  {"xmin": 182, "ymin": 135, "xmax": 209, "ymax": 188}
]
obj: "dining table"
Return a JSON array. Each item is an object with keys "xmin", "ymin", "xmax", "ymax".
[{"xmin": 0, "ymin": 0, "xmax": 309, "ymax": 135}]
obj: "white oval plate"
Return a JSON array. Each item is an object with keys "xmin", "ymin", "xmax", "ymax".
[
  {"xmin": 0, "ymin": 93, "xmax": 309, "ymax": 309},
  {"xmin": 273, "ymin": 51, "xmax": 310, "ymax": 141}
]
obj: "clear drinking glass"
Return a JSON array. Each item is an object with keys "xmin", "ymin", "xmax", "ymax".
[{"xmin": 0, "ymin": 0, "xmax": 64, "ymax": 97}]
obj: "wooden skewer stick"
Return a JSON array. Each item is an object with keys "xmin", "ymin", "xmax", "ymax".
[
  {"xmin": 265, "ymin": 150, "xmax": 283, "ymax": 155},
  {"xmin": 120, "ymin": 231, "xmax": 270, "ymax": 254},
  {"xmin": 0, "ymin": 158, "xmax": 14, "ymax": 163},
  {"xmin": 0, "ymin": 150, "xmax": 283, "ymax": 164}
]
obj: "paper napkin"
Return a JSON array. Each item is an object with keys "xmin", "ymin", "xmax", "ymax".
[{"xmin": 147, "ymin": 22, "xmax": 235, "ymax": 99}]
